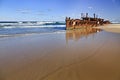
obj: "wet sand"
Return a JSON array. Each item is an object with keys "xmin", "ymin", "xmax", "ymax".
[{"xmin": 0, "ymin": 24, "xmax": 120, "ymax": 80}]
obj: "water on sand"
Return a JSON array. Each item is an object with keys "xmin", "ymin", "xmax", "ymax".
[{"xmin": 0, "ymin": 25, "xmax": 120, "ymax": 80}]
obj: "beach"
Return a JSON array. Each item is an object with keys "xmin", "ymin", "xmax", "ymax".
[
  {"xmin": 94, "ymin": 24, "xmax": 120, "ymax": 33},
  {"xmin": 0, "ymin": 24, "xmax": 120, "ymax": 80}
]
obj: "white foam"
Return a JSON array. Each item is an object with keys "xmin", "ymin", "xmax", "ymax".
[
  {"xmin": 2, "ymin": 25, "xmax": 65, "ymax": 29},
  {"xmin": 0, "ymin": 21, "xmax": 65, "ymax": 29},
  {"xmin": 3, "ymin": 26, "xmax": 14, "ymax": 29}
]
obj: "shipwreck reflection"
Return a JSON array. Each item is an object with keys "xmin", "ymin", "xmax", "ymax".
[{"xmin": 66, "ymin": 27, "xmax": 102, "ymax": 42}]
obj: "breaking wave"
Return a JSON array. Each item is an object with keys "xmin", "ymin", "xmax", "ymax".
[
  {"xmin": 0, "ymin": 21, "xmax": 65, "ymax": 29},
  {"xmin": 0, "ymin": 21, "xmax": 66, "ymax": 38}
]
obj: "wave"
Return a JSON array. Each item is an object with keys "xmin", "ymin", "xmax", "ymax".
[
  {"xmin": 0, "ymin": 21, "xmax": 65, "ymax": 27},
  {"xmin": 0, "ymin": 25, "xmax": 65, "ymax": 29},
  {"xmin": 0, "ymin": 21, "xmax": 65, "ymax": 29},
  {"xmin": 0, "ymin": 21, "xmax": 66, "ymax": 38},
  {"xmin": 0, "ymin": 27, "xmax": 66, "ymax": 38}
]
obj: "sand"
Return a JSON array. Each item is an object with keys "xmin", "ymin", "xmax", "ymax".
[
  {"xmin": 0, "ymin": 24, "xmax": 120, "ymax": 80},
  {"xmin": 94, "ymin": 24, "xmax": 120, "ymax": 33}
]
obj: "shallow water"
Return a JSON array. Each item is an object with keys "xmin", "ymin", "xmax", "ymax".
[
  {"xmin": 0, "ymin": 27, "xmax": 120, "ymax": 80},
  {"xmin": 0, "ymin": 21, "xmax": 66, "ymax": 37}
]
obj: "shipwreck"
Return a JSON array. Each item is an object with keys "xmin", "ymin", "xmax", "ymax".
[{"xmin": 65, "ymin": 13, "xmax": 110, "ymax": 30}]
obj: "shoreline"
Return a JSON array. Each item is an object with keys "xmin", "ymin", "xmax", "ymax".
[
  {"xmin": 93, "ymin": 24, "xmax": 120, "ymax": 33},
  {"xmin": 0, "ymin": 24, "xmax": 120, "ymax": 39},
  {"xmin": 0, "ymin": 24, "xmax": 120, "ymax": 80}
]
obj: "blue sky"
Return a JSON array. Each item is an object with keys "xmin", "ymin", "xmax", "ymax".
[{"xmin": 0, "ymin": 0, "xmax": 120, "ymax": 21}]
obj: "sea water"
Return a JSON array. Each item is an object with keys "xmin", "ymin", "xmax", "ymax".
[{"xmin": 0, "ymin": 21, "xmax": 66, "ymax": 37}]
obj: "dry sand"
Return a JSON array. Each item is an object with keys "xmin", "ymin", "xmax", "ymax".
[
  {"xmin": 94, "ymin": 24, "xmax": 120, "ymax": 33},
  {"xmin": 0, "ymin": 24, "xmax": 120, "ymax": 80}
]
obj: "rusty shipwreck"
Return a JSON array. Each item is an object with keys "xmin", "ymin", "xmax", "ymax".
[{"xmin": 65, "ymin": 13, "xmax": 110, "ymax": 30}]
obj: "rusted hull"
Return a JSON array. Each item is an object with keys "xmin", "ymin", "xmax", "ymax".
[
  {"xmin": 65, "ymin": 13, "xmax": 110, "ymax": 30},
  {"xmin": 66, "ymin": 21, "xmax": 100, "ymax": 30}
]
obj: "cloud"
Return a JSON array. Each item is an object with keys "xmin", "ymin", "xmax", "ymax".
[
  {"xmin": 16, "ymin": 9, "xmax": 31, "ymax": 14},
  {"xmin": 36, "ymin": 11, "xmax": 46, "ymax": 16},
  {"xmin": 36, "ymin": 13, "xmax": 46, "ymax": 15},
  {"xmin": 88, "ymin": 6, "xmax": 93, "ymax": 9},
  {"xmin": 112, "ymin": 18, "xmax": 120, "ymax": 23},
  {"xmin": 47, "ymin": 9, "xmax": 52, "ymax": 12},
  {"xmin": 16, "ymin": 8, "xmax": 52, "ymax": 16},
  {"xmin": 36, "ymin": 9, "xmax": 52, "ymax": 16},
  {"xmin": 0, "ymin": 16, "xmax": 15, "ymax": 21}
]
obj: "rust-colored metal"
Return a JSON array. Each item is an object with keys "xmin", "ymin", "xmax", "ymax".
[
  {"xmin": 65, "ymin": 13, "xmax": 110, "ymax": 30},
  {"xmin": 66, "ymin": 27, "xmax": 102, "ymax": 42}
]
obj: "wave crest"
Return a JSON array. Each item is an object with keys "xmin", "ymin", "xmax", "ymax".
[{"xmin": 0, "ymin": 21, "xmax": 65, "ymax": 29}]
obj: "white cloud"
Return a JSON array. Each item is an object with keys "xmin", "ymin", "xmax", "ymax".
[
  {"xmin": 0, "ymin": 17, "xmax": 15, "ymax": 21},
  {"xmin": 112, "ymin": 18, "xmax": 120, "ymax": 23},
  {"xmin": 36, "ymin": 11, "xmax": 46, "ymax": 16},
  {"xmin": 36, "ymin": 13, "xmax": 46, "ymax": 15},
  {"xmin": 16, "ymin": 9, "xmax": 31, "ymax": 14},
  {"xmin": 35, "ymin": 9, "xmax": 52, "ymax": 16},
  {"xmin": 88, "ymin": 6, "xmax": 93, "ymax": 9}
]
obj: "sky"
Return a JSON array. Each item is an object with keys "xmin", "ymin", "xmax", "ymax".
[{"xmin": 0, "ymin": 0, "xmax": 120, "ymax": 21}]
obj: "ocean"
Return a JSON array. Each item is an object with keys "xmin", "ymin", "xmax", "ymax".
[{"xmin": 0, "ymin": 21, "xmax": 66, "ymax": 37}]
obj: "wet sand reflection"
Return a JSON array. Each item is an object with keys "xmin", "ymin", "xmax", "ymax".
[
  {"xmin": 66, "ymin": 27, "xmax": 102, "ymax": 42},
  {"xmin": 0, "ymin": 26, "xmax": 120, "ymax": 80},
  {"xmin": 0, "ymin": 70, "xmax": 5, "ymax": 80}
]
